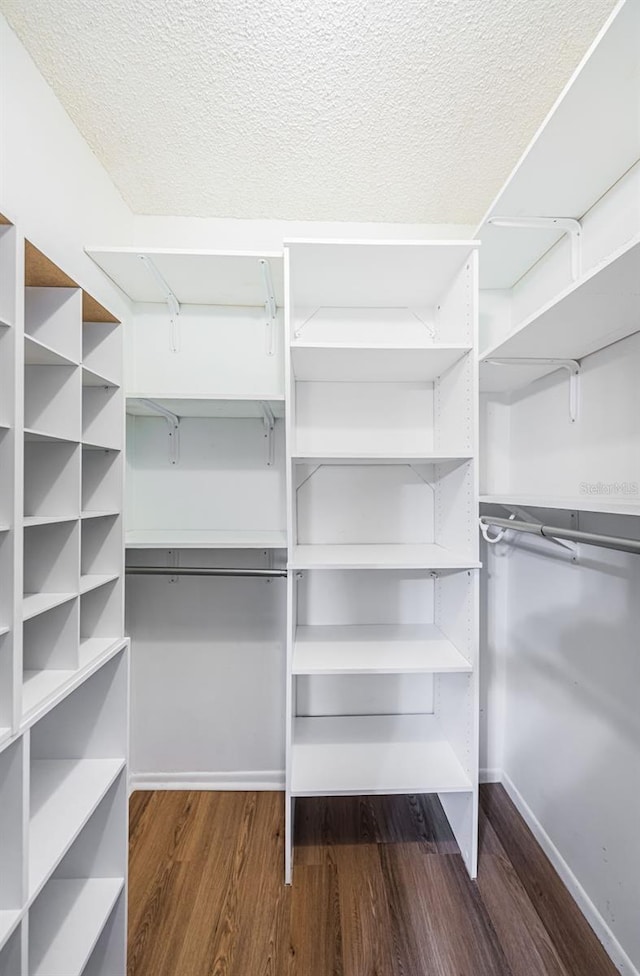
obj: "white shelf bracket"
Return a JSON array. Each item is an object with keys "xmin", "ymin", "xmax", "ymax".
[
  {"xmin": 261, "ymin": 401, "xmax": 275, "ymax": 467},
  {"xmin": 484, "ymin": 358, "xmax": 580, "ymax": 423},
  {"xmin": 487, "ymin": 216, "xmax": 582, "ymax": 280},
  {"xmin": 138, "ymin": 254, "xmax": 182, "ymax": 352},
  {"xmin": 503, "ymin": 505, "xmax": 577, "ymax": 558},
  {"xmin": 259, "ymin": 258, "xmax": 277, "ymax": 356},
  {"xmin": 167, "ymin": 549, "xmax": 180, "ymax": 584},
  {"xmin": 140, "ymin": 398, "xmax": 180, "ymax": 465}
]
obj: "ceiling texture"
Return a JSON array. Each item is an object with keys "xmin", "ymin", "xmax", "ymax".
[{"xmin": 1, "ymin": 0, "xmax": 619, "ymax": 222}]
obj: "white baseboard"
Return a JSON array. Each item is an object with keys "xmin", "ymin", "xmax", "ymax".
[
  {"xmin": 479, "ymin": 767, "xmax": 503, "ymax": 784},
  {"xmin": 129, "ymin": 770, "xmax": 285, "ymax": 792},
  {"xmin": 501, "ymin": 771, "xmax": 638, "ymax": 976}
]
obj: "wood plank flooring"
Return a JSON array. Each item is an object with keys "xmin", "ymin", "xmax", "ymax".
[{"xmin": 127, "ymin": 784, "xmax": 619, "ymax": 976}]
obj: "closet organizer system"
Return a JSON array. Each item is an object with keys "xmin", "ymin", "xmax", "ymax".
[
  {"xmin": 0, "ymin": 220, "xmax": 128, "ymax": 974},
  {"xmin": 86, "ymin": 240, "xmax": 481, "ymax": 882}
]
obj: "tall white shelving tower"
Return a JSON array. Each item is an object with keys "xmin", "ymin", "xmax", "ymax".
[{"xmin": 284, "ymin": 240, "xmax": 480, "ymax": 882}]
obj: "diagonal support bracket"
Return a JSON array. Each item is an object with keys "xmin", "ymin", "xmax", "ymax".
[
  {"xmin": 140, "ymin": 398, "xmax": 180, "ymax": 465},
  {"xmin": 261, "ymin": 401, "xmax": 275, "ymax": 467},
  {"xmin": 500, "ymin": 504, "xmax": 577, "ymax": 557},
  {"xmin": 259, "ymin": 258, "xmax": 277, "ymax": 357},
  {"xmin": 484, "ymin": 358, "xmax": 580, "ymax": 423},
  {"xmin": 487, "ymin": 216, "xmax": 582, "ymax": 280},
  {"xmin": 138, "ymin": 254, "xmax": 181, "ymax": 352}
]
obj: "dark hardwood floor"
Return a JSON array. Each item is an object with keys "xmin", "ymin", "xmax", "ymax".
[{"xmin": 128, "ymin": 784, "xmax": 618, "ymax": 976}]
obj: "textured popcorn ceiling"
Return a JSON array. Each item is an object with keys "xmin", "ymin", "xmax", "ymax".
[{"xmin": 1, "ymin": 0, "xmax": 618, "ymax": 221}]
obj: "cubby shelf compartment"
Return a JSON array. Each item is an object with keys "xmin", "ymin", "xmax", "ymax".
[
  {"xmin": 293, "ymin": 624, "xmax": 472, "ymax": 675},
  {"xmin": 24, "ymin": 335, "xmax": 78, "ymax": 368},
  {"xmin": 24, "ymin": 287, "xmax": 82, "ymax": 364},
  {"xmin": 22, "ymin": 598, "xmax": 79, "ymax": 721},
  {"xmin": 126, "ymin": 394, "xmax": 285, "ymax": 419},
  {"xmin": 29, "ymin": 877, "xmax": 124, "ymax": 976},
  {"xmin": 82, "ymin": 321, "xmax": 122, "ymax": 387},
  {"xmin": 82, "ymin": 385, "xmax": 121, "ymax": 452},
  {"xmin": 125, "ymin": 529, "xmax": 287, "ymax": 549},
  {"xmin": 29, "ymin": 759, "xmax": 125, "ymax": 900},
  {"xmin": 291, "ymin": 714, "xmax": 471, "ymax": 797},
  {"xmin": 24, "ymin": 364, "xmax": 81, "ymax": 443},
  {"xmin": 291, "ymin": 343, "xmax": 471, "ymax": 383},
  {"xmin": 480, "ymin": 494, "xmax": 640, "ymax": 517},
  {"xmin": 24, "ymin": 438, "xmax": 80, "ymax": 524},
  {"xmin": 289, "ymin": 544, "xmax": 481, "ymax": 571}
]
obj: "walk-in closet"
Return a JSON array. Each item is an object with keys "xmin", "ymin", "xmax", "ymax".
[{"xmin": 0, "ymin": 0, "xmax": 639, "ymax": 973}]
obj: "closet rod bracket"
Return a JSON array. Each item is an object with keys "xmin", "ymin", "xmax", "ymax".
[
  {"xmin": 492, "ymin": 504, "xmax": 577, "ymax": 558},
  {"xmin": 484, "ymin": 358, "xmax": 580, "ymax": 422},
  {"xmin": 487, "ymin": 216, "xmax": 582, "ymax": 280},
  {"xmin": 138, "ymin": 254, "xmax": 181, "ymax": 352},
  {"xmin": 261, "ymin": 401, "xmax": 275, "ymax": 467},
  {"xmin": 139, "ymin": 398, "xmax": 180, "ymax": 465},
  {"xmin": 259, "ymin": 258, "xmax": 277, "ymax": 356}
]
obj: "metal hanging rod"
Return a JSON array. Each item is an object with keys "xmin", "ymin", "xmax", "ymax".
[
  {"xmin": 479, "ymin": 516, "xmax": 640, "ymax": 555},
  {"xmin": 126, "ymin": 566, "xmax": 288, "ymax": 579}
]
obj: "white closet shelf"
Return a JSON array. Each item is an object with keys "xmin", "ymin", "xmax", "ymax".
[
  {"xmin": 126, "ymin": 395, "xmax": 285, "ymax": 420},
  {"xmin": 81, "ymin": 366, "xmax": 119, "ymax": 388},
  {"xmin": 293, "ymin": 624, "xmax": 471, "ymax": 674},
  {"xmin": 125, "ymin": 529, "xmax": 287, "ymax": 549},
  {"xmin": 289, "ymin": 544, "xmax": 480, "ymax": 570},
  {"xmin": 23, "ymin": 592, "xmax": 77, "ymax": 621},
  {"xmin": 24, "ymin": 429, "xmax": 79, "ymax": 446},
  {"xmin": 480, "ymin": 493, "xmax": 640, "ymax": 517},
  {"xmin": 29, "ymin": 758, "xmax": 125, "ymax": 900},
  {"xmin": 85, "ymin": 246, "xmax": 285, "ymax": 307},
  {"xmin": 475, "ymin": 2, "xmax": 640, "ymax": 289},
  {"xmin": 30, "ymin": 877, "xmax": 124, "ymax": 976},
  {"xmin": 0, "ymin": 523, "xmax": 9, "ymax": 532},
  {"xmin": 290, "ymin": 344, "xmax": 471, "ymax": 383},
  {"xmin": 23, "ymin": 515, "xmax": 78, "ymax": 528},
  {"xmin": 25, "ymin": 335, "xmax": 79, "ymax": 368},
  {"xmin": 22, "ymin": 639, "xmax": 125, "ymax": 724},
  {"xmin": 292, "ymin": 452, "xmax": 472, "ymax": 466},
  {"xmin": 82, "ymin": 441, "xmax": 120, "ymax": 452},
  {"xmin": 79, "ymin": 574, "xmax": 119, "ymax": 595},
  {"xmin": 480, "ymin": 235, "xmax": 640, "ymax": 393},
  {"xmin": 291, "ymin": 714, "xmax": 471, "ymax": 797},
  {"xmin": 81, "ymin": 510, "xmax": 119, "ymax": 520},
  {"xmin": 0, "ymin": 910, "xmax": 20, "ymax": 949}
]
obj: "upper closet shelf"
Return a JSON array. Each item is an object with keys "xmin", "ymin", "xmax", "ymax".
[
  {"xmin": 480, "ymin": 235, "xmax": 640, "ymax": 393},
  {"xmin": 126, "ymin": 529, "xmax": 287, "ymax": 549},
  {"xmin": 481, "ymin": 494, "xmax": 640, "ymax": 517},
  {"xmin": 289, "ymin": 543, "xmax": 480, "ymax": 570},
  {"xmin": 475, "ymin": 0, "xmax": 640, "ymax": 289},
  {"xmin": 85, "ymin": 247, "xmax": 285, "ymax": 307},
  {"xmin": 291, "ymin": 344, "xmax": 470, "ymax": 382},
  {"xmin": 126, "ymin": 395, "xmax": 285, "ymax": 420}
]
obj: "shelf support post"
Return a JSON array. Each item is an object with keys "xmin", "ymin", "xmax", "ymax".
[
  {"xmin": 259, "ymin": 258, "xmax": 277, "ymax": 357},
  {"xmin": 139, "ymin": 398, "xmax": 180, "ymax": 465},
  {"xmin": 484, "ymin": 358, "xmax": 580, "ymax": 423},
  {"xmin": 487, "ymin": 216, "xmax": 582, "ymax": 280},
  {"xmin": 138, "ymin": 254, "xmax": 181, "ymax": 352},
  {"xmin": 261, "ymin": 401, "xmax": 275, "ymax": 467}
]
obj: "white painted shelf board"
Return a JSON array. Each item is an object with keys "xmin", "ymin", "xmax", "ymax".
[
  {"xmin": 30, "ymin": 877, "xmax": 123, "ymax": 976},
  {"xmin": 82, "ymin": 366, "xmax": 119, "ymax": 388},
  {"xmin": 291, "ymin": 344, "xmax": 471, "ymax": 382},
  {"xmin": 289, "ymin": 544, "xmax": 480, "ymax": 570},
  {"xmin": 23, "ymin": 592, "xmax": 77, "ymax": 621},
  {"xmin": 24, "ymin": 335, "xmax": 78, "ymax": 368},
  {"xmin": 293, "ymin": 624, "xmax": 471, "ymax": 674},
  {"xmin": 24, "ymin": 428, "xmax": 79, "ymax": 446},
  {"xmin": 126, "ymin": 395, "xmax": 285, "ymax": 420},
  {"xmin": 292, "ymin": 452, "xmax": 472, "ymax": 466},
  {"xmin": 479, "ymin": 360, "xmax": 559, "ymax": 394},
  {"xmin": 82, "ymin": 441, "xmax": 121, "ymax": 452},
  {"xmin": 81, "ymin": 510, "xmax": 119, "ymax": 520},
  {"xmin": 79, "ymin": 637, "xmax": 125, "ymax": 665},
  {"xmin": 480, "ymin": 236, "xmax": 640, "ymax": 386},
  {"xmin": 0, "ymin": 910, "xmax": 21, "ymax": 949},
  {"xmin": 29, "ymin": 758, "xmax": 125, "ymax": 900},
  {"xmin": 0, "ymin": 625, "xmax": 9, "ymax": 637},
  {"xmin": 85, "ymin": 246, "xmax": 285, "ymax": 307},
  {"xmin": 23, "ymin": 669, "xmax": 77, "ymax": 720},
  {"xmin": 480, "ymin": 494, "xmax": 640, "ymax": 517},
  {"xmin": 292, "ymin": 714, "xmax": 471, "ymax": 796},
  {"xmin": 125, "ymin": 529, "xmax": 287, "ymax": 549},
  {"xmin": 475, "ymin": 1, "xmax": 640, "ymax": 288},
  {"xmin": 23, "ymin": 515, "xmax": 78, "ymax": 528},
  {"xmin": 79, "ymin": 573, "xmax": 119, "ymax": 595}
]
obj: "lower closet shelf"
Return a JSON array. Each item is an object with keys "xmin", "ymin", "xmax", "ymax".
[
  {"xmin": 291, "ymin": 714, "xmax": 471, "ymax": 797},
  {"xmin": 29, "ymin": 759, "xmax": 125, "ymax": 899},
  {"xmin": 30, "ymin": 877, "xmax": 123, "ymax": 976}
]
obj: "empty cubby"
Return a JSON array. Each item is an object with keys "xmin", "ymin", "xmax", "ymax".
[
  {"xmin": 22, "ymin": 599, "xmax": 80, "ymax": 719},
  {"xmin": 81, "ymin": 516, "xmax": 121, "ymax": 586},
  {"xmin": 82, "ymin": 384, "xmax": 122, "ymax": 450},
  {"xmin": 23, "ymin": 521, "xmax": 79, "ymax": 604},
  {"xmin": 82, "ymin": 448, "xmax": 122, "ymax": 515},
  {"xmin": 80, "ymin": 579, "xmax": 123, "ymax": 648},
  {"xmin": 24, "ymin": 363, "xmax": 81, "ymax": 441},
  {"xmin": 24, "ymin": 440, "xmax": 81, "ymax": 520},
  {"xmin": 83, "ymin": 321, "xmax": 122, "ymax": 385},
  {"xmin": 24, "ymin": 287, "xmax": 82, "ymax": 363}
]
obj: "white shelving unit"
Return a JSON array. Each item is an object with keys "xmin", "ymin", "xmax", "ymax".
[
  {"xmin": 284, "ymin": 239, "xmax": 480, "ymax": 883},
  {"xmin": 480, "ymin": 494, "xmax": 640, "ymax": 518},
  {"xmin": 0, "ymin": 225, "xmax": 128, "ymax": 974}
]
